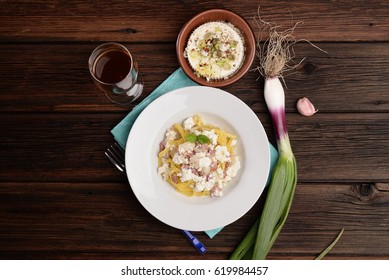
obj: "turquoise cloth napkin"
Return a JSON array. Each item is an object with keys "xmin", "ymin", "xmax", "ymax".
[
  {"xmin": 111, "ymin": 68, "xmax": 279, "ymax": 238},
  {"xmin": 112, "ymin": 68, "xmax": 197, "ymax": 148}
]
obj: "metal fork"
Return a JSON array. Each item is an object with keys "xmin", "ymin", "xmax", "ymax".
[
  {"xmin": 105, "ymin": 143, "xmax": 126, "ymax": 173},
  {"xmin": 105, "ymin": 143, "xmax": 207, "ymax": 254}
]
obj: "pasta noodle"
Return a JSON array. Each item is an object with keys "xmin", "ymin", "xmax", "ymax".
[{"xmin": 158, "ymin": 115, "xmax": 241, "ymax": 197}]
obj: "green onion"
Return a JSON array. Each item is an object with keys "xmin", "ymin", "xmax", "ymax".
[
  {"xmin": 254, "ymin": 140, "xmax": 297, "ymax": 259},
  {"xmin": 230, "ymin": 77, "xmax": 298, "ymax": 259},
  {"xmin": 229, "ymin": 218, "xmax": 260, "ymax": 260},
  {"xmin": 230, "ymin": 18, "xmax": 299, "ymax": 259},
  {"xmin": 230, "ymin": 15, "xmax": 332, "ymax": 260},
  {"xmin": 315, "ymin": 228, "xmax": 344, "ymax": 260}
]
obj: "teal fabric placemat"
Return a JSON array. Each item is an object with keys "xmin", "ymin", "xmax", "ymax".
[{"xmin": 111, "ymin": 68, "xmax": 279, "ymax": 238}]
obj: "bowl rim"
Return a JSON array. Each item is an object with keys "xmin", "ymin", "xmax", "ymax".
[{"xmin": 176, "ymin": 9, "xmax": 256, "ymax": 87}]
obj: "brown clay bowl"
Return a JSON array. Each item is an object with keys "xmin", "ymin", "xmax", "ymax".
[{"xmin": 176, "ymin": 9, "xmax": 256, "ymax": 87}]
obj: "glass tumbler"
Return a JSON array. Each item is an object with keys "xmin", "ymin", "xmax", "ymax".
[{"xmin": 88, "ymin": 42, "xmax": 143, "ymax": 105}]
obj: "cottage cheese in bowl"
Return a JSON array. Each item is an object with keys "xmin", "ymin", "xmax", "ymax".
[{"xmin": 184, "ymin": 21, "xmax": 245, "ymax": 81}]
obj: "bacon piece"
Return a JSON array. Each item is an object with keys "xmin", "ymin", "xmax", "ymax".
[
  {"xmin": 171, "ymin": 173, "xmax": 179, "ymax": 184},
  {"xmin": 210, "ymin": 161, "xmax": 218, "ymax": 172}
]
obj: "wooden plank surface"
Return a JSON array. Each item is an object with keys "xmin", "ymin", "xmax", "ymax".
[
  {"xmin": 0, "ymin": 182, "xmax": 388, "ymax": 259},
  {"xmin": 0, "ymin": 43, "xmax": 388, "ymax": 113},
  {"xmin": 0, "ymin": 0, "xmax": 388, "ymax": 261},
  {"xmin": 0, "ymin": 0, "xmax": 388, "ymax": 42},
  {"xmin": 0, "ymin": 113, "xmax": 388, "ymax": 182}
]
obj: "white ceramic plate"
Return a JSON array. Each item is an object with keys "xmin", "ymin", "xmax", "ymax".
[{"xmin": 125, "ymin": 86, "xmax": 270, "ymax": 231}]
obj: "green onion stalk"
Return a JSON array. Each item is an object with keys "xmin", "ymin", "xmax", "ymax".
[{"xmin": 230, "ymin": 18, "xmax": 299, "ymax": 260}]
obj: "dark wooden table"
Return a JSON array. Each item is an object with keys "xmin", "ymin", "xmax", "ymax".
[{"xmin": 0, "ymin": 0, "xmax": 388, "ymax": 260}]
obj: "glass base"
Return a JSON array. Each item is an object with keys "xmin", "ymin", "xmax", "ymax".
[{"xmin": 104, "ymin": 74, "xmax": 144, "ymax": 106}]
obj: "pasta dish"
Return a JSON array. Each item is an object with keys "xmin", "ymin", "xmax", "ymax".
[{"xmin": 158, "ymin": 115, "xmax": 241, "ymax": 197}]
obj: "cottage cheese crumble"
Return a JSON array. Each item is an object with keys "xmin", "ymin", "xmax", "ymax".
[
  {"xmin": 158, "ymin": 115, "xmax": 241, "ymax": 197},
  {"xmin": 184, "ymin": 21, "xmax": 245, "ymax": 81}
]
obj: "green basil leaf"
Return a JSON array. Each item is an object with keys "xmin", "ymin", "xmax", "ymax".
[
  {"xmin": 185, "ymin": 133, "xmax": 197, "ymax": 143},
  {"xmin": 197, "ymin": 134, "xmax": 211, "ymax": 144}
]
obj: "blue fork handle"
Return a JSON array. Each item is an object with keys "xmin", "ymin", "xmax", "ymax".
[{"xmin": 181, "ymin": 230, "xmax": 207, "ymax": 254}]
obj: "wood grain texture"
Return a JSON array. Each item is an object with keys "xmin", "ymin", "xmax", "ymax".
[
  {"xmin": 0, "ymin": 112, "xmax": 388, "ymax": 182},
  {"xmin": 0, "ymin": 0, "xmax": 388, "ymax": 260},
  {"xmin": 0, "ymin": 0, "xmax": 388, "ymax": 42},
  {"xmin": 0, "ymin": 43, "xmax": 388, "ymax": 113},
  {"xmin": 0, "ymin": 182, "xmax": 388, "ymax": 259}
]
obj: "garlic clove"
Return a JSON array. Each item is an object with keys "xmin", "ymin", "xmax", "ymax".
[{"xmin": 297, "ymin": 97, "xmax": 318, "ymax": 116}]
